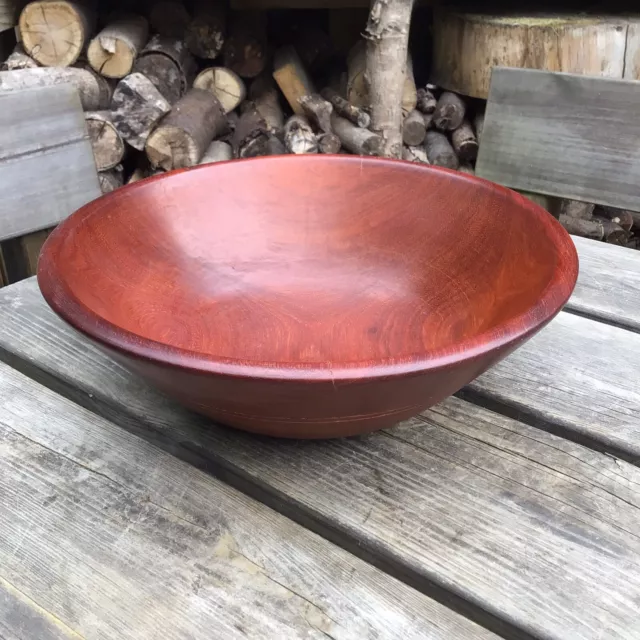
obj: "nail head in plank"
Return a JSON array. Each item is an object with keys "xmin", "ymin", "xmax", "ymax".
[
  {"xmin": 1, "ymin": 279, "xmax": 640, "ymax": 638},
  {"xmin": 0, "ymin": 360, "xmax": 494, "ymax": 640},
  {"xmin": 476, "ymin": 67, "xmax": 640, "ymax": 212},
  {"xmin": 0, "ymin": 84, "xmax": 100, "ymax": 241}
]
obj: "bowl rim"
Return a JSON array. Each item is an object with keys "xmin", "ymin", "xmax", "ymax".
[{"xmin": 37, "ymin": 155, "xmax": 579, "ymax": 382}]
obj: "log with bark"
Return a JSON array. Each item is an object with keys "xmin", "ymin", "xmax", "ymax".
[
  {"xmin": 0, "ymin": 66, "xmax": 110, "ymax": 109},
  {"xmin": 111, "ymin": 72, "xmax": 171, "ymax": 150},
  {"xmin": 416, "ymin": 87, "xmax": 436, "ymax": 114},
  {"xmin": 433, "ymin": 91, "xmax": 466, "ymax": 132},
  {"xmin": 223, "ymin": 11, "xmax": 266, "ymax": 79},
  {"xmin": 194, "ymin": 66, "xmax": 245, "ymax": 113},
  {"xmin": 248, "ymin": 74, "xmax": 284, "ymax": 135},
  {"xmin": 19, "ymin": 0, "xmax": 95, "ymax": 67},
  {"xmin": 320, "ymin": 87, "xmax": 370, "ymax": 129},
  {"xmin": 87, "ymin": 14, "xmax": 148, "ymax": 79},
  {"xmin": 425, "ymin": 131, "xmax": 459, "ymax": 169},
  {"xmin": 145, "ymin": 88, "xmax": 227, "ymax": 170},
  {"xmin": 298, "ymin": 93, "xmax": 333, "ymax": 134},
  {"xmin": 558, "ymin": 200, "xmax": 595, "ymax": 219},
  {"xmin": 559, "ymin": 214, "xmax": 604, "ymax": 240},
  {"xmin": 133, "ymin": 35, "xmax": 197, "ymax": 105},
  {"xmin": 284, "ymin": 115, "xmax": 318, "ymax": 154},
  {"xmin": 273, "ymin": 45, "xmax": 315, "ymax": 115},
  {"xmin": 317, "ymin": 132, "xmax": 341, "ymax": 154},
  {"xmin": 185, "ymin": 0, "xmax": 225, "ymax": 60},
  {"xmin": 231, "ymin": 103, "xmax": 285, "ymax": 157},
  {"xmin": 451, "ymin": 120, "xmax": 478, "ymax": 163},
  {"xmin": 331, "ymin": 113, "xmax": 383, "ymax": 156},
  {"xmin": 595, "ymin": 206, "xmax": 636, "ymax": 232},
  {"xmin": 85, "ymin": 111, "xmax": 125, "ymax": 171}
]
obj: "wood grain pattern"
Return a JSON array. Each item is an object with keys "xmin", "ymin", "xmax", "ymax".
[
  {"xmin": 0, "ymin": 360, "xmax": 494, "ymax": 640},
  {"xmin": 476, "ymin": 67, "xmax": 640, "ymax": 212},
  {"xmin": 37, "ymin": 156, "xmax": 577, "ymax": 437},
  {"xmin": 1, "ymin": 280, "xmax": 640, "ymax": 639},
  {"xmin": 566, "ymin": 236, "xmax": 640, "ymax": 332},
  {"xmin": 0, "ymin": 84, "xmax": 100, "ymax": 241}
]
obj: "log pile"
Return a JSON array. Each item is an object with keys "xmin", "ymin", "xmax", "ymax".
[{"xmin": 1, "ymin": 2, "xmax": 638, "ymax": 250}]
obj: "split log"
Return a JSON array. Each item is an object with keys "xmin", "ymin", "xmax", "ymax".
[
  {"xmin": 347, "ymin": 38, "xmax": 416, "ymax": 120},
  {"xmin": 432, "ymin": 11, "xmax": 640, "ymax": 99},
  {"xmin": 318, "ymin": 132, "xmax": 341, "ymax": 154},
  {"xmin": 273, "ymin": 45, "xmax": 315, "ymax": 115},
  {"xmin": 199, "ymin": 140, "xmax": 232, "ymax": 164},
  {"xmin": 558, "ymin": 200, "xmax": 595, "ymax": 219},
  {"xmin": 185, "ymin": 0, "xmax": 225, "ymax": 60},
  {"xmin": 193, "ymin": 67, "xmax": 245, "ymax": 113},
  {"xmin": 19, "ymin": 0, "xmax": 95, "ymax": 67},
  {"xmin": 1, "ymin": 44, "xmax": 38, "ymax": 70},
  {"xmin": 559, "ymin": 214, "xmax": 604, "ymax": 240},
  {"xmin": 416, "ymin": 87, "xmax": 436, "ymax": 114},
  {"xmin": 149, "ymin": 0, "xmax": 190, "ymax": 39},
  {"xmin": 98, "ymin": 166, "xmax": 124, "ymax": 193},
  {"xmin": 451, "ymin": 120, "xmax": 478, "ymax": 163},
  {"xmin": 298, "ymin": 93, "xmax": 332, "ymax": 133},
  {"xmin": 133, "ymin": 35, "xmax": 197, "ymax": 105},
  {"xmin": 248, "ymin": 74, "xmax": 284, "ymax": 134},
  {"xmin": 111, "ymin": 72, "xmax": 171, "ymax": 151},
  {"xmin": 223, "ymin": 11, "xmax": 266, "ymax": 79},
  {"xmin": 0, "ymin": 67, "xmax": 109, "ymax": 109},
  {"xmin": 425, "ymin": 131, "xmax": 459, "ymax": 169},
  {"xmin": 284, "ymin": 115, "xmax": 318, "ymax": 154},
  {"xmin": 433, "ymin": 91, "xmax": 466, "ymax": 132},
  {"xmin": 87, "ymin": 14, "xmax": 148, "ymax": 79},
  {"xmin": 320, "ymin": 87, "xmax": 369, "ymax": 129},
  {"xmin": 145, "ymin": 88, "xmax": 227, "ymax": 170},
  {"xmin": 331, "ymin": 113, "xmax": 383, "ymax": 156},
  {"xmin": 402, "ymin": 145, "xmax": 429, "ymax": 163},
  {"xmin": 402, "ymin": 109, "xmax": 426, "ymax": 146},
  {"xmin": 85, "ymin": 111, "xmax": 125, "ymax": 171}
]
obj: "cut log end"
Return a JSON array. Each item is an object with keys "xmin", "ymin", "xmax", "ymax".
[
  {"xmin": 425, "ymin": 131, "xmax": 459, "ymax": 169},
  {"xmin": 402, "ymin": 109, "xmax": 427, "ymax": 147},
  {"xmin": 19, "ymin": 0, "xmax": 93, "ymax": 67},
  {"xmin": 451, "ymin": 120, "xmax": 478, "ymax": 163},
  {"xmin": 85, "ymin": 111, "xmax": 126, "ymax": 171},
  {"xmin": 193, "ymin": 67, "xmax": 246, "ymax": 114},
  {"xmin": 433, "ymin": 91, "xmax": 466, "ymax": 132},
  {"xmin": 284, "ymin": 115, "xmax": 318, "ymax": 154}
]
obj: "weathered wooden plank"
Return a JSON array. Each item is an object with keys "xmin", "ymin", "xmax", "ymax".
[
  {"xmin": 476, "ymin": 67, "xmax": 640, "ymax": 212},
  {"xmin": 0, "ymin": 360, "xmax": 492, "ymax": 640},
  {"xmin": 565, "ymin": 235, "xmax": 640, "ymax": 332},
  {"xmin": 0, "ymin": 85, "xmax": 100, "ymax": 241},
  {"xmin": 2, "ymin": 279, "xmax": 640, "ymax": 638}
]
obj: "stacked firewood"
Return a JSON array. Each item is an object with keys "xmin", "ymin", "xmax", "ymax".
[{"xmin": 0, "ymin": 1, "xmax": 483, "ymax": 192}]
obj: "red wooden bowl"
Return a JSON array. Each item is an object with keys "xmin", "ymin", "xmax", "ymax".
[{"xmin": 38, "ymin": 156, "xmax": 578, "ymax": 438}]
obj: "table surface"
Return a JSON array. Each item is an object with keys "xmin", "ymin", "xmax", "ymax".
[{"xmin": 1, "ymin": 235, "xmax": 639, "ymax": 640}]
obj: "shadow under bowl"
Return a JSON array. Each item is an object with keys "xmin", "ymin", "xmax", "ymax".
[{"xmin": 37, "ymin": 155, "xmax": 578, "ymax": 438}]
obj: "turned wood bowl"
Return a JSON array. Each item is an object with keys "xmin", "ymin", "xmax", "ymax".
[{"xmin": 38, "ymin": 156, "xmax": 578, "ymax": 438}]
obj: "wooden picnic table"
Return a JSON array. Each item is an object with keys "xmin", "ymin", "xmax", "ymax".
[{"xmin": 0, "ymin": 234, "xmax": 639, "ymax": 639}]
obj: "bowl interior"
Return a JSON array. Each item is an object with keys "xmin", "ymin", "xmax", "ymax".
[{"xmin": 39, "ymin": 156, "xmax": 576, "ymax": 371}]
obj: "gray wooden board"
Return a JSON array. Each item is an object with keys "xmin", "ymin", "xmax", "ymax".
[
  {"xmin": 476, "ymin": 67, "xmax": 640, "ymax": 212},
  {"xmin": 566, "ymin": 236, "xmax": 640, "ymax": 333},
  {"xmin": 2, "ymin": 280, "xmax": 640, "ymax": 639},
  {"xmin": 0, "ymin": 1, "xmax": 18, "ymax": 30},
  {"xmin": 0, "ymin": 84, "xmax": 100, "ymax": 241},
  {"xmin": 0, "ymin": 360, "xmax": 494, "ymax": 640}
]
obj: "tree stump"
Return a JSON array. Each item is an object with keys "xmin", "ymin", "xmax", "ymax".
[
  {"xmin": 432, "ymin": 11, "xmax": 640, "ymax": 99},
  {"xmin": 19, "ymin": 0, "xmax": 95, "ymax": 67}
]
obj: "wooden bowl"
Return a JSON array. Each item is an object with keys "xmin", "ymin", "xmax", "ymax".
[{"xmin": 38, "ymin": 156, "xmax": 578, "ymax": 438}]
